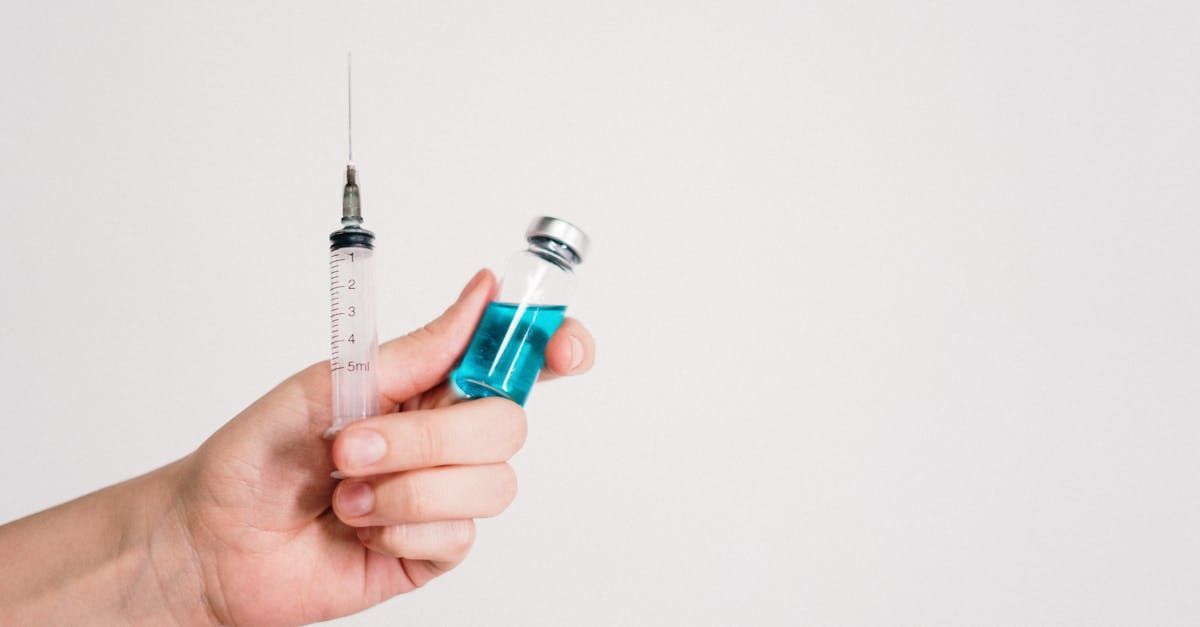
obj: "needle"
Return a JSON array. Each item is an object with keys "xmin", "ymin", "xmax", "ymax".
[{"xmin": 342, "ymin": 52, "xmax": 361, "ymax": 222}]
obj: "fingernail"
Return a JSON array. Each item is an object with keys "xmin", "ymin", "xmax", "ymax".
[
  {"xmin": 337, "ymin": 482, "xmax": 375, "ymax": 517},
  {"xmin": 458, "ymin": 269, "xmax": 486, "ymax": 299},
  {"xmin": 331, "ymin": 470, "xmax": 347, "ymax": 479},
  {"xmin": 569, "ymin": 335, "xmax": 584, "ymax": 371},
  {"xmin": 342, "ymin": 429, "xmax": 387, "ymax": 469}
]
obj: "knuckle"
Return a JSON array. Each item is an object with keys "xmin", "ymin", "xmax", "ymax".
[
  {"xmin": 412, "ymin": 418, "xmax": 442, "ymax": 467},
  {"xmin": 399, "ymin": 475, "xmax": 428, "ymax": 520},
  {"xmin": 408, "ymin": 323, "xmax": 436, "ymax": 342},
  {"xmin": 381, "ymin": 524, "xmax": 410, "ymax": 555},
  {"xmin": 448, "ymin": 520, "xmax": 476, "ymax": 551},
  {"xmin": 405, "ymin": 323, "xmax": 455, "ymax": 366},
  {"xmin": 411, "ymin": 320, "xmax": 453, "ymax": 356}
]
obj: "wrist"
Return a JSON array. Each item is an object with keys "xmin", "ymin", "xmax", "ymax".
[
  {"xmin": 0, "ymin": 457, "xmax": 218, "ymax": 625},
  {"xmin": 133, "ymin": 457, "xmax": 222, "ymax": 625}
]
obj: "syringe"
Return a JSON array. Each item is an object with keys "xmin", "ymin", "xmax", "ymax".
[{"xmin": 328, "ymin": 54, "xmax": 380, "ymax": 435}]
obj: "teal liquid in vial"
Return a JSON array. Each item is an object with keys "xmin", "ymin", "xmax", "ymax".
[{"xmin": 451, "ymin": 302, "xmax": 567, "ymax": 405}]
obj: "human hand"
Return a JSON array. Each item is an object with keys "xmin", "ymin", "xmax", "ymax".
[{"xmin": 176, "ymin": 269, "xmax": 594, "ymax": 625}]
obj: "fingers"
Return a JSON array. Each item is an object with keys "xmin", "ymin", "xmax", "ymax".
[
  {"xmin": 356, "ymin": 520, "xmax": 475, "ymax": 563},
  {"xmin": 332, "ymin": 398, "xmax": 526, "ymax": 477},
  {"xmin": 333, "ymin": 463, "xmax": 518, "ymax": 527},
  {"xmin": 357, "ymin": 521, "xmax": 476, "ymax": 587},
  {"xmin": 367, "ymin": 267, "xmax": 596, "ymax": 405},
  {"xmin": 376, "ymin": 269, "xmax": 497, "ymax": 407},
  {"xmin": 540, "ymin": 317, "xmax": 596, "ymax": 381}
]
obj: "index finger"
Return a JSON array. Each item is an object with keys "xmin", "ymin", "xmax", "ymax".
[{"xmin": 332, "ymin": 397, "xmax": 527, "ymax": 477}]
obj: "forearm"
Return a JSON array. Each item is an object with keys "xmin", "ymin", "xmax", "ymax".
[{"xmin": 0, "ymin": 459, "xmax": 215, "ymax": 625}]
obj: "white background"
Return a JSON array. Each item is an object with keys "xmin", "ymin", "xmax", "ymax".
[{"xmin": 2, "ymin": 1, "xmax": 1199, "ymax": 625}]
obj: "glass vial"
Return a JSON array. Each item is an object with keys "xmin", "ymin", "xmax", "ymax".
[{"xmin": 450, "ymin": 216, "xmax": 589, "ymax": 405}]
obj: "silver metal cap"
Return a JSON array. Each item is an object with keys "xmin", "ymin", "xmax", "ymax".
[{"xmin": 526, "ymin": 216, "xmax": 589, "ymax": 264}]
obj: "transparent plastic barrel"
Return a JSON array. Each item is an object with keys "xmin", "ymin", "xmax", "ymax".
[{"xmin": 328, "ymin": 246, "xmax": 380, "ymax": 434}]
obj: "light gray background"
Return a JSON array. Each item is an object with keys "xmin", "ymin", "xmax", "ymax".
[{"xmin": 2, "ymin": 1, "xmax": 1199, "ymax": 625}]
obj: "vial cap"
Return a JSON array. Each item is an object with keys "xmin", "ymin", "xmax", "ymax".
[{"xmin": 526, "ymin": 216, "xmax": 589, "ymax": 264}]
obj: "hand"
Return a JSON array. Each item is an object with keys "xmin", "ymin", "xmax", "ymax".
[
  {"xmin": 0, "ymin": 269, "xmax": 594, "ymax": 626},
  {"xmin": 174, "ymin": 269, "xmax": 595, "ymax": 624}
]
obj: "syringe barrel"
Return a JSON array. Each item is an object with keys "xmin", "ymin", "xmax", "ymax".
[{"xmin": 329, "ymin": 243, "xmax": 380, "ymax": 434}]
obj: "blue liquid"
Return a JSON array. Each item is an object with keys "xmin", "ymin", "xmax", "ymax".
[{"xmin": 451, "ymin": 302, "xmax": 566, "ymax": 406}]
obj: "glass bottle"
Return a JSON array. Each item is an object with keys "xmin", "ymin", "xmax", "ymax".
[{"xmin": 450, "ymin": 216, "xmax": 589, "ymax": 405}]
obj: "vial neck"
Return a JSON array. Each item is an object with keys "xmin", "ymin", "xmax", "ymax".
[{"xmin": 527, "ymin": 239, "xmax": 579, "ymax": 270}]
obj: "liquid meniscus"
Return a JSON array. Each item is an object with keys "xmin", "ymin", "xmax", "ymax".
[{"xmin": 451, "ymin": 302, "xmax": 567, "ymax": 406}]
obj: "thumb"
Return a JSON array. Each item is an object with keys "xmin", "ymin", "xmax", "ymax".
[{"xmin": 378, "ymin": 269, "xmax": 495, "ymax": 406}]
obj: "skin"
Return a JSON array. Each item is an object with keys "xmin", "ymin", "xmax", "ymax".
[{"xmin": 0, "ymin": 269, "xmax": 595, "ymax": 625}]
